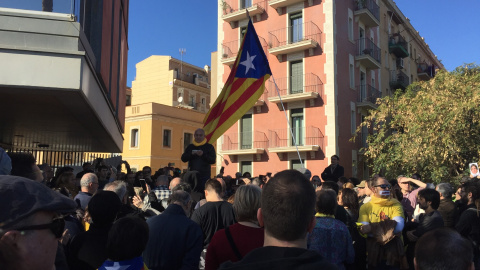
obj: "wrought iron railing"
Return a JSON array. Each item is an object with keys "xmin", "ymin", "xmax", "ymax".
[
  {"xmin": 389, "ymin": 70, "xmax": 409, "ymax": 88},
  {"xmin": 354, "ymin": 0, "xmax": 380, "ymax": 21},
  {"xmin": 268, "ymin": 126, "xmax": 324, "ymax": 148},
  {"xmin": 268, "ymin": 21, "xmax": 322, "ymax": 49},
  {"xmin": 357, "ymin": 84, "xmax": 381, "ymax": 104},
  {"xmin": 268, "ymin": 73, "xmax": 323, "ymax": 98},
  {"xmin": 221, "ymin": 36, "xmax": 268, "ymax": 60},
  {"xmin": 356, "ymin": 38, "xmax": 381, "ymax": 63},
  {"xmin": 221, "ymin": 0, "xmax": 267, "ymax": 15},
  {"xmin": 222, "ymin": 131, "xmax": 268, "ymax": 151}
]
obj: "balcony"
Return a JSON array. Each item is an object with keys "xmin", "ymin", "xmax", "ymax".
[
  {"xmin": 173, "ymin": 72, "xmax": 210, "ymax": 94},
  {"xmin": 388, "ymin": 33, "xmax": 409, "ymax": 58},
  {"xmin": 389, "ymin": 70, "xmax": 409, "ymax": 90},
  {"xmin": 269, "ymin": 0, "xmax": 313, "ymax": 15},
  {"xmin": 417, "ymin": 63, "xmax": 435, "ymax": 81},
  {"xmin": 253, "ymin": 90, "xmax": 268, "ymax": 112},
  {"xmin": 268, "ymin": 21, "xmax": 321, "ymax": 59},
  {"xmin": 357, "ymin": 84, "xmax": 381, "ymax": 110},
  {"xmin": 268, "ymin": 126, "xmax": 324, "ymax": 157},
  {"xmin": 268, "ymin": 73, "xmax": 322, "ymax": 106},
  {"xmin": 221, "ymin": 131, "xmax": 268, "ymax": 160},
  {"xmin": 354, "ymin": 0, "xmax": 380, "ymax": 28},
  {"xmin": 221, "ymin": 36, "xmax": 268, "ymax": 66},
  {"xmin": 355, "ymin": 38, "xmax": 381, "ymax": 70},
  {"xmin": 221, "ymin": 0, "xmax": 266, "ymax": 27}
]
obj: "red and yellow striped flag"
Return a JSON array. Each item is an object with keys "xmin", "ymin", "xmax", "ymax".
[{"xmin": 204, "ymin": 20, "xmax": 271, "ymax": 143}]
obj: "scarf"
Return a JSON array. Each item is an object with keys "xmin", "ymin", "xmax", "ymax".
[
  {"xmin": 370, "ymin": 195, "xmax": 399, "ymax": 207},
  {"xmin": 192, "ymin": 138, "xmax": 207, "ymax": 147},
  {"xmin": 315, "ymin": 213, "xmax": 335, "ymax": 218}
]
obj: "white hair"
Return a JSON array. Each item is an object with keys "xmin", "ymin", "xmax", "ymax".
[
  {"xmin": 80, "ymin": 173, "xmax": 97, "ymax": 187},
  {"xmin": 104, "ymin": 180, "xmax": 127, "ymax": 201}
]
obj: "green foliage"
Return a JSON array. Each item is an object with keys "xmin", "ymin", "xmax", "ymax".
[{"xmin": 357, "ymin": 64, "xmax": 480, "ymax": 183}]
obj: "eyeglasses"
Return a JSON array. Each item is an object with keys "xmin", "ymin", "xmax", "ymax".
[
  {"xmin": 15, "ymin": 218, "xmax": 65, "ymax": 238},
  {"xmin": 375, "ymin": 184, "xmax": 392, "ymax": 189}
]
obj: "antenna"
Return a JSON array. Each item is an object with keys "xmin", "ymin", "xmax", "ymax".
[{"xmin": 179, "ymin": 48, "xmax": 186, "ymax": 81}]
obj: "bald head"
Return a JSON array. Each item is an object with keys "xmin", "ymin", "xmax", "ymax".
[{"xmin": 170, "ymin": 177, "xmax": 181, "ymax": 190}]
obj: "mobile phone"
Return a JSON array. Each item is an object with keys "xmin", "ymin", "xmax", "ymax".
[
  {"xmin": 168, "ymin": 162, "xmax": 175, "ymax": 167},
  {"xmin": 192, "ymin": 150, "xmax": 199, "ymax": 154},
  {"xmin": 139, "ymin": 179, "xmax": 147, "ymax": 192}
]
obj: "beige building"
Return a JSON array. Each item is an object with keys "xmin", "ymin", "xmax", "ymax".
[
  {"xmin": 123, "ymin": 56, "xmax": 213, "ymax": 173},
  {"xmin": 132, "ymin": 55, "xmax": 211, "ymax": 113}
]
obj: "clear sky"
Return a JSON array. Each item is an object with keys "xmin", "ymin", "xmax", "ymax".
[{"xmin": 126, "ymin": 0, "xmax": 480, "ymax": 87}]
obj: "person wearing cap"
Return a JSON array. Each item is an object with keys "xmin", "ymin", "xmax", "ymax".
[{"xmin": 0, "ymin": 175, "xmax": 76, "ymax": 270}]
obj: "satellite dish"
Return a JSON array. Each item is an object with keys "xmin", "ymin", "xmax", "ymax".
[{"xmin": 177, "ymin": 96, "xmax": 183, "ymax": 103}]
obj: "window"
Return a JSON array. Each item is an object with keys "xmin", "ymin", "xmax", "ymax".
[
  {"xmin": 240, "ymin": 26, "xmax": 247, "ymax": 42},
  {"xmin": 201, "ymin": 97, "xmax": 206, "ymax": 105},
  {"xmin": 126, "ymin": 94, "xmax": 131, "ymax": 106},
  {"xmin": 189, "ymin": 95, "xmax": 195, "ymax": 107},
  {"xmin": 348, "ymin": 11, "xmax": 353, "ymax": 41},
  {"xmin": 291, "ymin": 108, "xmax": 304, "ymax": 146},
  {"xmin": 359, "ymin": 27, "xmax": 365, "ymax": 52},
  {"xmin": 385, "ymin": 51, "xmax": 388, "ymax": 67},
  {"xmin": 291, "ymin": 160, "xmax": 303, "ymax": 170},
  {"xmin": 240, "ymin": 114, "xmax": 252, "ymax": 149},
  {"xmin": 174, "ymin": 68, "xmax": 179, "ymax": 78},
  {"xmin": 131, "ymin": 128, "xmax": 139, "ymax": 148},
  {"xmin": 241, "ymin": 161, "xmax": 252, "ymax": 175},
  {"xmin": 360, "ymin": 71, "xmax": 366, "ymax": 101},
  {"xmin": 290, "ymin": 13, "xmax": 303, "ymax": 43},
  {"xmin": 290, "ymin": 61, "xmax": 303, "ymax": 94},
  {"xmin": 184, "ymin": 133, "xmax": 193, "ymax": 150},
  {"xmin": 240, "ymin": 0, "xmax": 252, "ymax": 9},
  {"xmin": 163, "ymin": 129, "xmax": 171, "ymax": 147},
  {"xmin": 351, "ymin": 108, "xmax": 356, "ymax": 134},
  {"xmin": 349, "ymin": 63, "xmax": 355, "ymax": 88},
  {"xmin": 410, "ymin": 44, "xmax": 413, "ymax": 59}
]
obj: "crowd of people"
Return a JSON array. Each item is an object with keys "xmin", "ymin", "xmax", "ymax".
[{"xmin": 1, "ymin": 142, "xmax": 480, "ymax": 270}]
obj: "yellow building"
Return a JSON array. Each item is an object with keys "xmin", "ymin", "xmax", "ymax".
[{"xmin": 123, "ymin": 55, "xmax": 213, "ymax": 174}]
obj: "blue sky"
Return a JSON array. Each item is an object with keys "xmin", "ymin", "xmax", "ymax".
[{"xmin": 126, "ymin": 0, "xmax": 480, "ymax": 87}]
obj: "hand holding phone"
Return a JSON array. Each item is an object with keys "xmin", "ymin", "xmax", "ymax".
[{"xmin": 139, "ymin": 179, "xmax": 147, "ymax": 192}]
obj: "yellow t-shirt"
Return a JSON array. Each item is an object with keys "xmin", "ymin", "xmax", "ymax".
[{"xmin": 358, "ymin": 196, "xmax": 404, "ymax": 223}]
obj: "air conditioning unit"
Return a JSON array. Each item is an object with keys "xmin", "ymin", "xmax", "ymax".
[{"xmin": 396, "ymin": 58, "xmax": 404, "ymax": 69}]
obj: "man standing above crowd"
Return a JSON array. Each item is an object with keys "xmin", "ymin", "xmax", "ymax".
[
  {"xmin": 219, "ymin": 170, "xmax": 336, "ymax": 270},
  {"xmin": 435, "ymin": 183, "xmax": 457, "ymax": 227},
  {"xmin": 181, "ymin": 128, "xmax": 216, "ymax": 191},
  {"xmin": 321, "ymin": 155, "xmax": 344, "ymax": 182}
]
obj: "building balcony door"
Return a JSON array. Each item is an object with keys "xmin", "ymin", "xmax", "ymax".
[
  {"xmin": 240, "ymin": 114, "xmax": 252, "ymax": 149},
  {"xmin": 290, "ymin": 13, "xmax": 303, "ymax": 43},
  {"xmin": 290, "ymin": 61, "xmax": 303, "ymax": 94},
  {"xmin": 291, "ymin": 108, "xmax": 304, "ymax": 146}
]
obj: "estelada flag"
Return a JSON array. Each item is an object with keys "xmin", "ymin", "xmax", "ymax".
[{"xmin": 203, "ymin": 19, "xmax": 271, "ymax": 143}]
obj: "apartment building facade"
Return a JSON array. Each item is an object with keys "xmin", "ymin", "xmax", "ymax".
[
  {"xmin": 0, "ymin": 1, "xmax": 129, "ymax": 168},
  {"xmin": 124, "ymin": 56, "xmax": 213, "ymax": 173},
  {"xmin": 216, "ymin": 0, "xmax": 443, "ymax": 179}
]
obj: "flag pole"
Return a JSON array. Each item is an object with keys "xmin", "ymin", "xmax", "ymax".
[{"xmin": 270, "ymin": 75, "xmax": 305, "ymax": 168}]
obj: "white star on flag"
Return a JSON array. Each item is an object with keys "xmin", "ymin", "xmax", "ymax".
[
  {"xmin": 240, "ymin": 51, "xmax": 256, "ymax": 75},
  {"xmin": 103, "ymin": 262, "xmax": 131, "ymax": 270}
]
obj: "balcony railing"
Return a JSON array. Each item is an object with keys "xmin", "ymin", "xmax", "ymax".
[
  {"xmin": 268, "ymin": 73, "xmax": 323, "ymax": 98},
  {"xmin": 174, "ymin": 72, "xmax": 208, "ymax": 86},
  {"xmin": 268, "ymin": 21, "xmax": 322, "ymax": 49},
  {"xmin": 221, "ymin": 0, "xmax": 266, "ymax": 24},
  {"xmin": 389, "ymin": 70, "xmax": 409, "ymax": 90},
  {"xmin": 357, "ymin": 84, "xmax": 381, "ymax": 105},
  {"xmin": 269, "ymin": 126, "xmax": 324, "ymax": 148},
  {"xmin": 417, "ymin": 63, "xmax": 435, "ymax": 80},
  {"xmin": 388, "ymin": 33, "xmax": 409, "ymax": 58},
  {"xmin": 354, "ymin": 0, "xmax": 380, "ymax": 26},
  {"xmin": 222, "ymin": 131, "xmax": 268, "ymax": 151},
  {"xmin": 355, "ymin": 38, "xmax": 381, "ymax": 69},
  {"xmin": 221, "ymin": 36, "xmax": 268, "ymax": 64}
]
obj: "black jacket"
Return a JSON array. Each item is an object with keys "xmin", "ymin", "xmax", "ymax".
[
  {"xmin": 219, "ymin": 246, "xmax": 337, "ymax": 270},
  {"xmin": 321, "ymin": 165, "xmax": 344, "ymax": 182},
  {"xmin": 181, "ymin": 142, "xmax": 216, "ymax": 180}
]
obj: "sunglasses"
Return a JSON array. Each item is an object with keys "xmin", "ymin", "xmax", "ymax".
[
  {"xmin": 375, "ymin": 184, "xmax": 392, "ymax": 189},
  {"xmin": 15, "ymin": 218, "xmax": 65, "ymax": 238}
]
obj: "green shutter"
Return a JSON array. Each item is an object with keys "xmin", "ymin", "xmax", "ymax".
[
  {"xmin": 290, "ymin": 61, "xmax": 303, "ymax": 94},
  {"xmin": 240, "ymin": 114, "xmax": 252, "ymax": 149}
]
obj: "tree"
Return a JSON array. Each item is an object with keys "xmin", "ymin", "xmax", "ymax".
[{"xmin": 357, "ymin": 64, "xmax": 480, "ymax": 183}]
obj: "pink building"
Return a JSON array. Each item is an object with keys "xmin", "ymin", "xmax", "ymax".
[{"xmin": 215, "ymin": 0, "xmax": 442, "ymax": 179}]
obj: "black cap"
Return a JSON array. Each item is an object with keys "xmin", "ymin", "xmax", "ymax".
[{"xmin": 0, "ymin": 175, "xmax": 76, "ymax": 229}]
